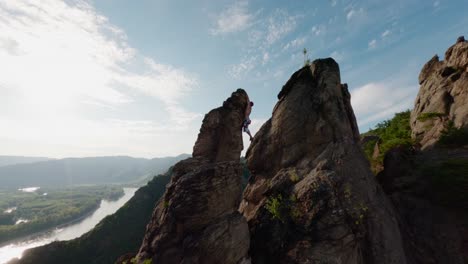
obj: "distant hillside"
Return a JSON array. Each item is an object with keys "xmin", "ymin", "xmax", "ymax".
[
  {"xmin": 0, "ymin": 154, "xmax": 189, "ymax": 188},
  {"xmin": 0, "ymin": 156, "xmax": 52, "ymax": 167},
  {"xmin": 11, "ymin": 172, "xmax": 172, "ymax": 264}
]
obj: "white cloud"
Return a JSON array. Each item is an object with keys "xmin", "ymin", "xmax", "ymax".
[
  {"xmin": 0, "ymin": 0, "xmax": 200, "ymax": 157},
  {"xmin": 0, "ymin": 37, "xmax": 21, "ymax": 55},
  {"xmin": 266, "ymin": 9, "xmax": 298, "ymax": 45},
  {"xmin": 210, "ymin": 1, "xmax": 252, "ymax": 35},
  {"xmin": 0, "ymin": 118, "xmax": 198, "ymax": 158},
  {"xmin": 115, "ymin": 59, "xmax": 200, "ymax": 126},
  {"xmin": 228, "ymin": 56, "xmax": 257, "ymax": 79},
  {"xmin": 262, "ymin": 52, "xmax": 270, "ymax": 65},
  {"xmin": 330, "ymin": 0, "xmax": 337, "ymax": 7},
  {"xmin": 434, "ymin": 1, "xmax": 440, "ymax": 7},
  {"xmin": 229, "ymin": 9, "xmax": 299, "ymax": 77},
  {"xmin": 368, "ymin": 39, "xmax": 377, "ymax": 49},
  {"xmin": 312, "ymin": 24, "xmax": 327, "ymax": 36},
  {"xmin": 351, "ymin": 82, "xmax": 418, "ymax": 128},
  {"xmin": 273, "ymin": 69, "xmax": 284, "ymax": 78},
  {"xmin": 244, "ymin": 9, "xmax": 299, "ymax": 50},
  {"xmin": 282, "ymin": 37, "xmax": 306, "ymax": 51},
  {"xmin": 330, "ymin": 50, "xmax": 344, "ymax": 62},
  {"xmin": 346, "ymin": 8, "xmax": 364, "ymax": 21},
  {"xmin": 346, "ymin": 9, "xmax": 355, "ymax": 20},
  {"xmin": 381, "ymin": 30, "xmax": 391, "ymax": 38}
]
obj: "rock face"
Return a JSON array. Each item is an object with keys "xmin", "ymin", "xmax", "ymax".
[
  {"xmin": 376, "ymin": 147, "xmax": 468, "ymax": 264},
  {"xmin": 411, "ymin": 37, "xmax": 468, "ymax": 149},
  {"xmin": 376, "ymin": 38, "xmax": 468, "ymax": 264},
  {"xmin": 133, "ymin": 89, "xmax": 250, "ymax": 264},
  {"xmin": 240, "ymin": 59, "xmax": 407, "ymax": 264}
]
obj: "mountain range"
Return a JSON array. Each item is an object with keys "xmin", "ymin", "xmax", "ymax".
[{"xmin": 0, "ymin": 155, "xmax": 189, "ymax": 188}]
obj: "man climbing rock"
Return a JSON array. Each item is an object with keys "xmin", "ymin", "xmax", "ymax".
[{"xmin": 242, "ymin": 99, "xmax": 254, "ymax": 141}]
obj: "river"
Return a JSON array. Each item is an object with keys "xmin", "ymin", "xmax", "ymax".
[{"xmin": 0, "ymin": 187, "xmax": 137, "ymax": 264}]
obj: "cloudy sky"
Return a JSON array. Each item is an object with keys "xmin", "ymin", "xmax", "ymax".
[{"xmin": 0, "ymin": 0, "xmax": 466, "ymax": 158}]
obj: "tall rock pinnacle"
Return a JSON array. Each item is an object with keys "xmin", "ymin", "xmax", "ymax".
[
  {"xmin": 134, "ymin": 89, "xmax": 251, "ymax": 264},
  {"xmin": 240, "ymin": 59, "xmax": 407, "ymax": 264}
]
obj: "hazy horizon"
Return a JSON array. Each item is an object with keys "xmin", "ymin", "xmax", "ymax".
[
  {"xmin": 0, "ymin": 154, "xmax": 190, "ymax": 161},
  {"xmin": 1, "ymin": 0, "xmax": 467, "ymax": 158}
]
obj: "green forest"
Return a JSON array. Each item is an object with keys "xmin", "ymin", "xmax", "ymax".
[
  {"xmin": 16, "ymin": 172, "xmax": 172, "ymax": 264},
  {"xmin": 0, "ymin": 186, "xmax": 123, "ymax": 245}
]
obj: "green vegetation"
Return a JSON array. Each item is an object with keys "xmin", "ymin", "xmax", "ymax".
[
  {"xmin": 370, "ymin": 110, "xmax": 413, "ymax": 155},
  {"xmin": 438, "ymin": 121, "xmax": 468, "ymax": 147},
  {"xmin": 126, "ymin": 258, "xmax": 151, "ymax": 264},
  {"xmin": 289, "ymin": 169, "xmax": 300, "ymax": 183},
  {"xmin": 362, "ymin": 110, "xmax": 413, "ymax": 172},
  {"xmin": 265, "ymin": 194, "xmax": 285, "ymax": 222},
  {"xmin": 289, "ymin": 206, "xmax": 302, "ymax": 221},
  {"xmin": 17, "ymin": 172, "xmax": 172, "ymax": 264},
  {"xmin": 265, "ymin": 192, "xmax": 303, "ymax": 223},
  {"xmin": 416, "ymin": 112, "xmax": 446, "ymax": 122},
  {"xmin": 341, "ymin": 183, "xmax": 369, "ymax": 229},
  {"xmin": 421, "ymin": 159, "xmax": 468, "ymax": 208},
  {"xmin": 0, "ymin": 186, "xmax": 123, "ymax": 244}
]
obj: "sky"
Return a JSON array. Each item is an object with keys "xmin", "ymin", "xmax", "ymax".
[{"xmin": 0, "ymin": 0, "xmax": 467, "ymax": 158}]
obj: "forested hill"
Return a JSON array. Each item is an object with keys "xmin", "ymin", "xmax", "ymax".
[{"xmin": 11, "ymin": 172, "xmax": 172, "ymax": 264}]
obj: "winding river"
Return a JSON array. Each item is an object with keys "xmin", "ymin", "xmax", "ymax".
[{"xmin": 0, "ymin": 188, "xmax": 137, "ymax": 264}]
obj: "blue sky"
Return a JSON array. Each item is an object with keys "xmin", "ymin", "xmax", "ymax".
[{"xmin": 0, "ymin": 0, "xmax": 466, "ymax": 158}]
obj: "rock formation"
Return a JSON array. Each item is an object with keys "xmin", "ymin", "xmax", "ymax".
[
  {"xmin": 132, "ymin": 89, "xmax": 250, "ymax": 264},
  {"xmin": 240, "ymin": 59, "xmax": 407, "ymax": 264},
  {"xmin": 376, "ymin": 146, "xmax": 468, "ymax": 263},
  {"xmin": 411, "ymin": 36, "xmax": 468, "ymax": 149},
  {"xmin": 376, "ymin": 37, "xmax": 468, "ymax": 264}
]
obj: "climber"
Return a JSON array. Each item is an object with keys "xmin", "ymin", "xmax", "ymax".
[{"xmin": 242, "ymin": 101, "xmax": 254, "ymax": 141}]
